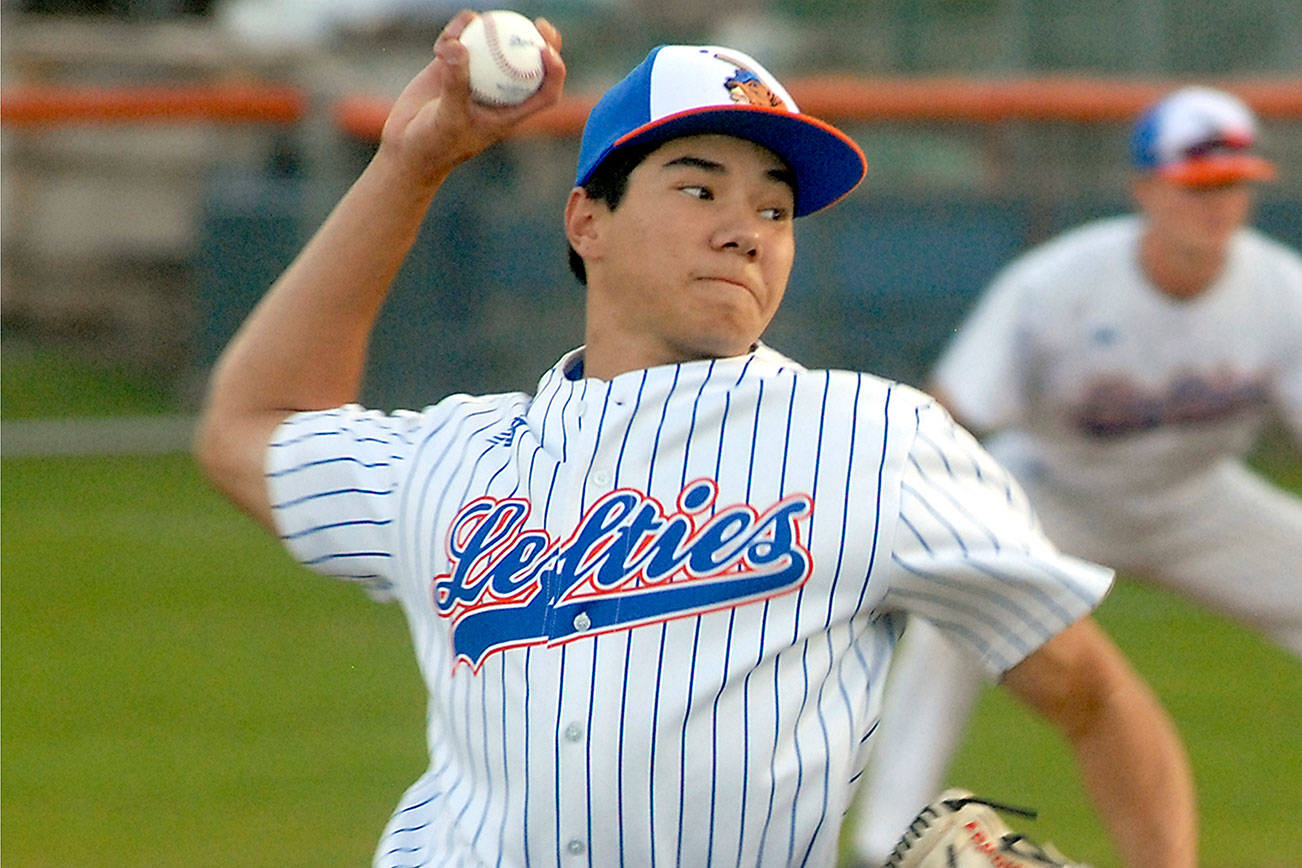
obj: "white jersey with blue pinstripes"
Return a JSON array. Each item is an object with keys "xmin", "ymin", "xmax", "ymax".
[{"xmin": 266, "ymin": 345, "xmax": 1111, "ymax": 867}]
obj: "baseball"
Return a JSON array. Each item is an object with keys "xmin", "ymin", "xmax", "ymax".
[{"xmin": 458, "ymin": 10, "xmax": 546, "ymax": 107}]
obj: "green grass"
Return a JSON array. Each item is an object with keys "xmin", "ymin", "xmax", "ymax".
[
  {"xmin": 1, "ymin": 454, "xmax": 426, "ymax": 867},
  {"xmin": 1, "ymin": 346, "xmax": 180, "ymax": 419},
  {"xmin": 4, "ymin": 453, "xmax": 1300, "ymax": 867}
]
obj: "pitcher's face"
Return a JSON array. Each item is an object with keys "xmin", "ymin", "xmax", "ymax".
[{"xmin": 575, "ymin": 134, "xmax": 796, "ymax": 373}]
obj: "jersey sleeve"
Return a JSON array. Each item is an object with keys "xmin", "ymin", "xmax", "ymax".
[
  {"xmin": 880, "ymin": 398, "xmax": 1114, "ymax": 678},
  {"xmin": 264, "ymin": 404, "xmax": 426, "ymax": 599},
  {"xmin": 930, "ymin": 265, "xmax": 1035, "ymax": 432}
]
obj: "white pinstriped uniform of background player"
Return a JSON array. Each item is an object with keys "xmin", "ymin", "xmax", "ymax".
[
  {"xmin": 852, "ymin": 86, "xmax": 1301, "ymax": 864},
  {"xmin": 196, "ymin": 13, "xmax": 1197, "ymax": 866}
]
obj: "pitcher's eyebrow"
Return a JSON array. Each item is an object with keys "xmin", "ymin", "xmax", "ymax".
[
  {"xmin": 662, "ymin": 155, "xmax": 725, "ymax": 172},
  {"xmin": 660, "ymin": 155, "xmax": 796, "ymax": 193}
]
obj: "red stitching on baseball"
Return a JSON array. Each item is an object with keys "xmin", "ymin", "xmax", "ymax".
[{"xmin": 482, "ymin": 14, "xmax": 543, "ymax": 83}]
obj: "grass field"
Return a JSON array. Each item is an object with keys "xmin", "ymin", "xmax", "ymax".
[
  {"xmin": 0, "ymin": 346, "xmax": 179, "ymax": 420},
  {"xmin": 2, "ymin": 353, "xmax": 1299, "ymax": 866}
]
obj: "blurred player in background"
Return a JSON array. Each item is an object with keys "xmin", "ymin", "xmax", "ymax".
[
  {"xmin": 194, "ymin": 13, "xmax": 1198, "ymax": 865},
  {"xmin": 852, "ymin": 85, "xmax": 1302, "ymax": 864}
]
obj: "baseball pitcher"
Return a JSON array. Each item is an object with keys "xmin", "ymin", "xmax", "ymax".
[{"xmin": 195, "ymin": 13, "xmax": 1197, "ymax": 866}]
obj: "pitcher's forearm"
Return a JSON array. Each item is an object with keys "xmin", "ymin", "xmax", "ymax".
[
  {"xmin": 1003, "ymin": 618, "xmax": 1197, "ymax": 867},
  {"xmin": 194, "ymin": 154, "xmax": 449, "ymax": 531},
  {"xmin": 207, "ymin": 154, "xmax": 449, "ymax": 418},
  {"xmin": 1071, "ymin": 674, "xmax": 1197, "ymax": 867},
  {"xmin": 193, "ymin": 12, "xmax": 566, "ymax": 532}
]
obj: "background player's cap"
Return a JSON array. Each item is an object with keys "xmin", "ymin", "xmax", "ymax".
[
  {"xmin": 1130, "ymin": 86, "xmax": 1277, "ymax": 186},
  {"xmin": 574, "ymin": 45, "xmax": 866, "ymax": 217}
]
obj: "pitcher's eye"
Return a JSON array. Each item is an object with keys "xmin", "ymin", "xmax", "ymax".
[{"xmin": 679, "ymin": 185, "xmax": 712, "ymax": 200}]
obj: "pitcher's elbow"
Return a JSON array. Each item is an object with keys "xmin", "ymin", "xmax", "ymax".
[{"xmin": 192, "ymin": 407, "xmax": 231, "ymax": 490}]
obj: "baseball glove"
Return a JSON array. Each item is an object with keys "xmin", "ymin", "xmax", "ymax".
[{"xmin": 882, "ymin": 789, "xmax": 1092, "ymax": 868}]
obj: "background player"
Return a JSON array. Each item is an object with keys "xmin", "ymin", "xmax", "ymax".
[
  {"xmin": 194, "ymin": 14, "xmax": 1196, "ymax": 865},
  {"xmin": 852, "ymin": 84, "xmax": 1302, "ymax": 864}
]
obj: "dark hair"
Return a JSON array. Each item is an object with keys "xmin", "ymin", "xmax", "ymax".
[{"xmin": 567, "ymin": 142, "xmax": 659, "ymax": 285}]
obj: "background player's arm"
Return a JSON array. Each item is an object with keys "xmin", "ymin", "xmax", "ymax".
[
  {"xmin": 1001, "ymin": 617, "xmax": 1198, "ymax": 868},
  {"xmin": 193, "ymin": 14, "xmax": 565, "ymax": 532}
]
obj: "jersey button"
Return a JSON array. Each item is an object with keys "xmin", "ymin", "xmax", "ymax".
[
  {"xmin": 591, "ymin": 468, "xmax": 611, "ymax": 486},
  {"xmin": 572, "ymin": 612, "xmax": 592, "ymax": 632},
  {"xmin": 564, "ymin": 722, "xmax": 584, "ymax": 742},
  {"xmin": 566, "ymin": 839, "xmax": 586, "ymax": 856}
]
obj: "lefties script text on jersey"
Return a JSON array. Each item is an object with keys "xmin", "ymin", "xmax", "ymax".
[{"xmin": 433, "ymin": 478, "xmax": 814, "ymax": 672}]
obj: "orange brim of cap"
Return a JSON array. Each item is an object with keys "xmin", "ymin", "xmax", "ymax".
[{"xmin": 1158, "ymin": 155, "xmax": 1278, "ymax": 186}]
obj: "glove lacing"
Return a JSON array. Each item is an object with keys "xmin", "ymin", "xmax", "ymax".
[{"xmin": 883, "ymin": 793, "xmax": 1053, "ymax": 868}]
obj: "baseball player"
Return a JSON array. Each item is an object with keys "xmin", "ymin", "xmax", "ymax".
[
  {"xmin": 852, "ymin": 85, "xmax": 1302, "ymax": 864},
  {"xmin": 194, "ymin": 13, "xmax": 1197, "ymax": 866}
]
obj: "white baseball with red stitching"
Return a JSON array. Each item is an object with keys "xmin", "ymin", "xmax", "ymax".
[{"xmin": 459, "ymin": 10, "xmax": 546, "ymax": 106}]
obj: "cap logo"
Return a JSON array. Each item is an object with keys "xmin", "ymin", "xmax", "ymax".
[
  {"xmin": 1182, "ymin": 132, "xmax": 1252, "ymax": 160},
  {"xmin": 716, "ymin": 52, "xmax": 788, "ymax": 111},
  {"xmin": 1179, "ymin": 105, "xmax": 1254, "ymax": 161}
]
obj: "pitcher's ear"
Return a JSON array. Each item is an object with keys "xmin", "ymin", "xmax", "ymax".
[{"xmin": 565, "ymin": 187, "xmax": 605, "ymax": 261}]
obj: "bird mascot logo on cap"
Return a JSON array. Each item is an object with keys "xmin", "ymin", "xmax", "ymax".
[{"xmin": 718, "ymin": 54, "xmax": 788, "ymax": 110}]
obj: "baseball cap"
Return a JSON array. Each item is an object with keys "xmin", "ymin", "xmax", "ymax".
[
  {"xmin": 1130, "ymin": 86, "xmax": 1277, "ymax": 186},
  {"xmin": 575, "ymin": 45, "xmax": 866, "ymax": 217}
]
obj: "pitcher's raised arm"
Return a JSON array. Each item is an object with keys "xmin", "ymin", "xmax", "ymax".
[{"xmin": 193, "ymin": 12, "xmax": 565, "ymax": 531}]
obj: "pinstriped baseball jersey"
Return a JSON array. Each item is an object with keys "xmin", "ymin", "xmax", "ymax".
[{"xmin": 266, "ymin": 345, "xmax": 1111, "ymax": 867}]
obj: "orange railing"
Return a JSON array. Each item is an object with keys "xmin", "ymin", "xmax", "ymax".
[
  {"xmin": 0, "ymin": 81, "xmax": 307, "ymax": 127},
  {"xmin": 4, "ymin": 76, "xmax": 1299, "ymax": 137},
  {"xmin": 333, "ymin": 76, "xmax": 1302, "ymax": 143}
]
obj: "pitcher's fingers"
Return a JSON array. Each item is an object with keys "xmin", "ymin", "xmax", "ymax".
[
  {"xmin": 535, "ymin": 17, "xmax": 562, "ymax": 54},
  {"xmin": 433, "ymin": 33, "xmax": 472, "ymax": 103},
  {"xmin": 441, "ymin": 8, "xmax": 478, "ymax": 41},
  {"xmin": 534, "ymin": 21, "xmax": 566, "ymax": 101}
]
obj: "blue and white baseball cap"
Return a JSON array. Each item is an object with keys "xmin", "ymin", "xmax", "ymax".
[
  {"xmin": 1130, "ymin": 86, "xmax": 1277, "ymax": 186},
  {"xmin": 575, "ymin": 45, "xmax": 866, "ymax": 217}
]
